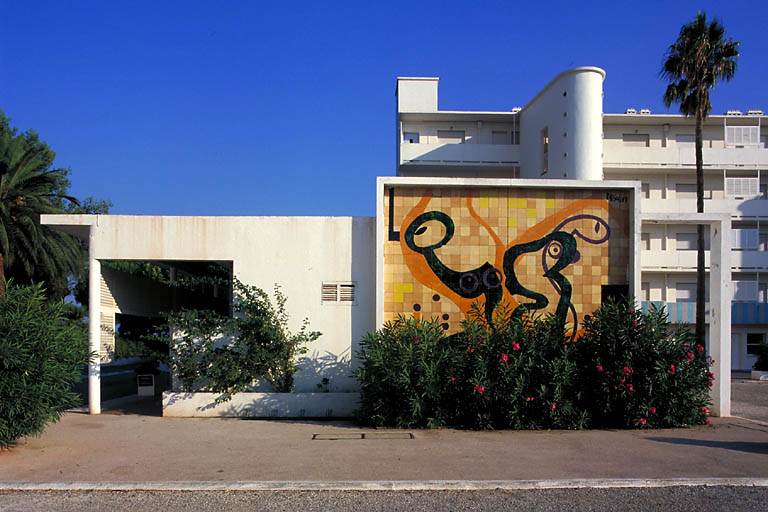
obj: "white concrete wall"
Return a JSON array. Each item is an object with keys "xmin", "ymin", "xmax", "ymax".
[
  {"xmin": 44, "ymin": 215, "xmax": 376, "ymax": 393},
  {"xmin": 519, "ymin": 67, "xmax": 605, "ymax": 180},
  {"xmin": 396, "ymin": 77, "xmax": 439, "ymax": 113}
]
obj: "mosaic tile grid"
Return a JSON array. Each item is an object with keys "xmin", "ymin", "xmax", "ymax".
[{"xmin": 384, "ymin": 186, "xmax": 631, "ymax": 335}]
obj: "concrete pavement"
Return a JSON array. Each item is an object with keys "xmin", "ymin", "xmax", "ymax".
[{"xmin": 1, "ymin": 394, "xmax": 768, "ymax": 485}]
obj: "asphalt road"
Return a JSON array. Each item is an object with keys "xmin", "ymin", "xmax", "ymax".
[{"xmin": 2, "ymin": 487, "xmax": 768, "ymax": 511}]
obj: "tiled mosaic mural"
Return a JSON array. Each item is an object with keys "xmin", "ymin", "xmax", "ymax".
[{"xmin": 383, "ymin": 186, "xmax": 630, "ymax": 339}]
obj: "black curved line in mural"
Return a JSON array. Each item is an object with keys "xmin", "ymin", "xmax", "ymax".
[
  {"xmin": 504, "ymin": 231, "xmax": 577, "ymax": 325},
  {"xmin": 541, "ymin": 215, "xmax": 611, "ymax": 338},
  {"xmin": 405, "ymin": 211, "xmax": 607, "ymax": 329},
  {"xmin": 404, "ymin": 211, "xmax": 503, "ymax": 325}
]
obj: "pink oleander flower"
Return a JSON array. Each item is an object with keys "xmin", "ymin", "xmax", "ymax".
[
  {"xmin": 620, "ymin": 378, "xmax": 625, "ymax": 384},
  {"xmin": 501, "ymin": 353, "xmax": 508, "ymax": 363},
  {"xmin": 623, "ymin": 366, "xmax": 633, "ymax": 376},
  {"xmin": 474, "ymin": 384, "xmax": 485, "ymax": 394},
  {"xmin": 551, "ymin": 402, "xmax": 556, "ymax": 410},
  {"xmin": 450, "ymin": 377, "xmax": 456, "ymax": 382},
  {"xmin": 667, "ymin": 364, "xmax": 675, "ymax": 375},
  {"xmin": 605, "ymin": 388, "xmax": 610, "ymax": 393},
  {"xmin": 512, "ymin": 342, "xmax": 520, "ymax": 351},
  {"xmin": 638, "ymin": 418, "xmax": 647, "ymax": 425},
  {"xmin": 628, "ymin": 384, "xmax": 634, "ymax": 391},
  {"xmin": 632, "ymin": 319, "xmax": 638, "ymax": 326},
  {"xmin": 686, "ymin": 352, "xmax": 694, "ymax": 362},
  {"xmin": 683, "ymin": 343, "xmax": 689, "ymax": 350},
  {"xmin": 596, "ymin": 365, "xmax": 603, "ymax": 372},
  {"xmin": 705, "ymin": 419, "xmax": 711, "ymax": 425},
  {"xmin": 709, "ymin": 372, "xmax": 715, "ymax": 380},
  {"xmin": 696, "ymin": 344, "xmax": 704, "ymax": 352},
  {"xmin": 413, "ymin": 336, "xmax": 421, "ymax": 343},
  {"xmin": 526, "ymin": 397, "xmax": 534, "ymax": 402},
  {"xmin": 709, "ymin": 381, "xmax": 714, "ymax": 388},
  {"xmin": 702, "ymin": 407, "xmax": 708, "ymax": 414},
  {"xmin": 648, "ymin": 407, "xmax": 656, "ymax": 414},
  {"xmin": 629, "ymin": 309, "xmax": 635, "ymax": 314}
]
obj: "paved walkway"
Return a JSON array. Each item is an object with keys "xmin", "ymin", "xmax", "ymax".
[{"xmin": 2, "ymin": 394, "xmax": 768, "ymax": 484}]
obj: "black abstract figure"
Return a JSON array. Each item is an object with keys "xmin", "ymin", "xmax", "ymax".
[
  {"xmin": 503, "ymin": 231, "xmax": 577, "ymax": 324},
  {"xmin": 404, "ymin": 211, "xmax": 503, "ymax": 325},
  {"xmin": 405, "ymin": 211, "xmax": 611, "ymax": 330}
]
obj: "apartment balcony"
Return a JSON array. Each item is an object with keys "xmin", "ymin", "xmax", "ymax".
[
  {"xmin": 640, "ymin": 301, "xmax": 709, "ymax": 323},
  {"xmin": 604, "ymin": 146, "xmax": 768, "ymax": 169},
  {"xmin": 400, "ymin": 142, "xmax": 520, "ymax": 168},
  {"xmin": 641, "ymin": 197, "xmax": 768, "ymax": 218},
  {"xmin": 641, "ymin": 249, "xmax": 768, "ymax": 270}
]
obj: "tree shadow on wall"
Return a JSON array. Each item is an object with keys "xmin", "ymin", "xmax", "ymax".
[{"xmin": 299, "ymin": 348, "xmax": 354, "ymax": 393}]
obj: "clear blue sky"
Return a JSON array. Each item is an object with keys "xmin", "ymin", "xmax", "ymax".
[{"xmin": 2, "ymin": 1, "xmax": 766, "ymax": 217}]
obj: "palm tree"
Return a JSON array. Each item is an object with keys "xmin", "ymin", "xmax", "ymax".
[
  {"xmin": 661, "ymin": 11, "xmax": 739, "ymax": 348},
  {"xmin": 0, "ymin": 113, "xmax": 81, "ymax": 301}
]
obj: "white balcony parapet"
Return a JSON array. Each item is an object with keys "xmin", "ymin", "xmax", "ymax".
[
  {"xmin": 604, "ymin": 146, "xmax": 768, "ymax": 168},
  {"xmin": 400, "ymin": 142, "xmax": 520, "ymax": 166}
]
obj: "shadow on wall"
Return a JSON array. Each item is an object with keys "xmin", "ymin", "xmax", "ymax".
[{"xmin": 300, "ymin": 348, "xmax": 354, "ymax": 393}]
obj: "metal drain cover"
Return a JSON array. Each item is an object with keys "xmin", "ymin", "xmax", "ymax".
[{"xmin": 312, "ymin": 432, "xmax": 414, "ymax": 440}]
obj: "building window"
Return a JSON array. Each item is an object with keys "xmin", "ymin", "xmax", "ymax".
[
  {"xmin": 676, "ymin": 183, "xmax": 696, "ymax": 200},
  {"xmin": 747, "ymin": 333, "xmax": 765, "ymax": 355},
  {"xmin": 321, "ymin": 282, "xmax": 356, "ymax": 304},
  {"xmin": 759, "ymin": 282, "xmax": 768, "ymax": 302},
  {"xmin": 733, "ymin": 229, "xmax": 758, "ymax": 250},
  {"xmin": 641, "ymin": 182, "xmax": 650, "ymax": 199},
  {"xmin": 675, "ymin": 282, "xmax": 696, "ymax": 303},
  {"xmin": 725, "ymin": 177, "xmax": 759, "ymax": 198},
  {"xmin": 725, "ymin": 126, "xmax": 760, "ymax": 147},
  {"xmin": 733, "ymin": 280, "xmax": 758, "ymax": 302},
  {"xmin": 541, "ymin": 127, "xmax": 549, "ymax": 174},
  {"xmin": 641, "ymin": 282, "xmax": 650, "ymax": 302},
  {"xmin": 437, "ymin": 130, "xmax": 465, "ymax": 144},
  {"xmin": 676, "ymin": 134, "xmax": 695, "ymax": 147},
  {"xmin": 675, "ymin": 232, "xmax": 698, "ymax": 251},
  {"xmin": 641, "ymin": 232, "xmax": 650, "ymax": 250},
  {"xmin": 492, "ymin": 131, "xmax": 510, "ymax": 145},
  {"xmin": 622, "ymin": 133, "xmax": 650, "ymax": 147},
  {"xmin": 403, "ymin": 132, "xmax": 419, "ymax": 144}
]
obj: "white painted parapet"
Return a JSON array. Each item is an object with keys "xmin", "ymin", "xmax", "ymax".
[{"xmin": 162, "ymin": 392, "xmax": 360, "ymax": 418}]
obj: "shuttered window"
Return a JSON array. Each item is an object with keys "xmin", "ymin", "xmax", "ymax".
[
  {"xmin": 321, "ymin": 282, "xmax": 356, "ymax": 304},
  {"xmin": 725, "ymin": 177, "xmax": 759, "ymax": 198}
]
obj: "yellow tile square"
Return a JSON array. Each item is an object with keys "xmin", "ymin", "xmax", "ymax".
[{"xmin": 526, "ymin": 208, "xmax": 538, "ymax": 218}]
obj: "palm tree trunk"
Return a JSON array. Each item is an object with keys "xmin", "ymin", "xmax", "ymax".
[
  {"xmin": 0, "ymin": 252, "xmax": 5, "ymax": 302},
  {"xmin": 695, "ymin": 115, "xmax": 706, "ymax": 348}
]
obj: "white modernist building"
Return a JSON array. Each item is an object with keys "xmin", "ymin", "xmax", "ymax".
[
  {"xmin": 43, "ymin": 66, "xmax": 752, "ymax": 417},
  {"xmin": 396, "ymin": 67, "xmax": 766, "ymax": 375}
]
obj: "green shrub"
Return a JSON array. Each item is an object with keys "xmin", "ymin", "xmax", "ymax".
[
  {"xmin": 753, "ymin": 342, "xmax": 768, "ymax": 371},
  {"xmin": 163, "ymin": 280, "xmax": 320, "ymax": 399},
  {"xmin": 0, "ymin": 282, "xmax": 91, "ymax": 447},
  {"xmin": 573, "ymin": 300, "xmax": 712, "ymax": 428},
  {"xmin": 355, "ymin": 300, "xmax": 713, "ymax": 430},
  {"xmin": 355, "ymin": 315, "xmax": 457, "ymax": 428},
  {"xmin": 450, "ymin": 304, "xmax": 588, "ymax": 430}
]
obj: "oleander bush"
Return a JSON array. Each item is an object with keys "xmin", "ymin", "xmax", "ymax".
[
  {"xmin": 356, "ymin": 300, "xmax": 713, "ymax": 430},
  {"xmin": 0, "ymin": 282, "xmax": 91, "ymax": 447},
  {"xmin": 574, "ymin": 300, "xmax": 713, "ymax": 429}
]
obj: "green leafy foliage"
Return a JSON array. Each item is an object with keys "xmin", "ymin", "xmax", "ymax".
[
  {"xmin": 0, "ymin": 282, "xmax": 91, "ymax": 447},
  {"xmin": 355, "ymin": 315, "xmax": 458, "ymax": 428},
  {"xmin": 356, "ymin": 300, "xmax": 713, "ymax": 430},
  {"xmin": 753, "ymin": 343, "xmax": 768, "ymax": 371},
  {"xmin": 574, "ymin": 300, "xmax": 712, "ymax": 428},
  {"xmin": 163, "ymin": 280, "xmax": 320, "ymax": 399}
]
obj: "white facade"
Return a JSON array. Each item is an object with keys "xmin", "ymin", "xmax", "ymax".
[{"xmin": 396, "ymin": 68, "xmax": 768, "ymax": 373}]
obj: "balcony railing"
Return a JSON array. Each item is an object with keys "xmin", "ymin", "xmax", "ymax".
[
  {"xmin": 641, "ymin": 300, "xmax": 768, "ymax": 324},
  {"xmin": 604, "ymin": 145, "xmax": 768, "ymax": 168},
  {"xmin": 641, "ymin": 197, "xmax": 768, "ymax": 217}
]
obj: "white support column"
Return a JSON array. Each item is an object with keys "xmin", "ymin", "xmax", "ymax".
[
  {"xmin": 710, "ymin": 214, "xmax": 731, "ymax": 417},
  {"xmin": 88, "ymin": 228, "xmax": 101, "ymax": 415}
]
